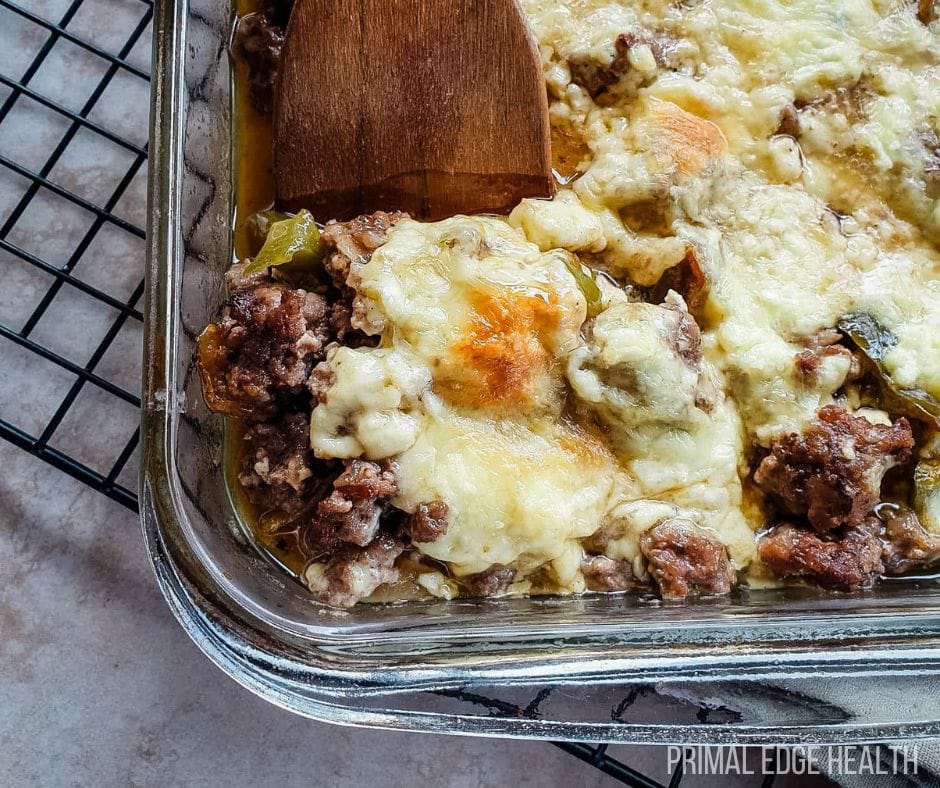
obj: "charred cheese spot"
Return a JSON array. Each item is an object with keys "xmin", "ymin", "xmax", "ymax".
[
  {"xmin": 353, "ymin": 216, "xmax": 588, "ymax": 416},
  {"xmin": 439, "ymin": 290, "xmax": 562, "ymax": 410},
  {"xmin": 644, "ymin": 99, "xmax": 728, "ymax": 176}
]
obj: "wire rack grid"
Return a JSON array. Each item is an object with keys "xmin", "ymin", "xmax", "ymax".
[
  {"xmin": 0, "ymin": 2, "xmax": 793, "ymax": 786},
  {"xmin": 0, "ymin": 0, "xmax": 151, "ymax": 511}
]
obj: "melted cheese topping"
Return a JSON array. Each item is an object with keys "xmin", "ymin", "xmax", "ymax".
[
  {"xmin": 393, "ymin": 412, "xmax": 621, "ymax": 584},
  {"xmin": 312, "ymin": 216, "xmax": 632, "ymax": 585},
  {"xmin": 567, "ymin": 297, "xmax": 701, "ymax": 430},
  {"xmin": 309, "ymin": 0, "xmax": 939, "ymax": 595},
  {"xmin": 354, "ymin": 217, "xmax": 587, "ymax": 415},
  {"xmin": 310, "ymin": 346, "xmax": 430, "ymax": 460}
]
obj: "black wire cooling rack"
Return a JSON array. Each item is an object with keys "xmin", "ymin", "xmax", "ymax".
[
  {"xmin": 0, "ymin": 0, "xmax": 149, "ymax": 512},
  {"xmin": 0, "ymin": 3, "xmax": 793, "ymax": 786}
]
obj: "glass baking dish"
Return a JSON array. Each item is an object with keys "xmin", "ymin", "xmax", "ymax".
[{"xmin": 141, "ymin": 0, "xmax": 940, "ymax": 742}]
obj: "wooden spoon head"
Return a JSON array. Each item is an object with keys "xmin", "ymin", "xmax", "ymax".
[{"xmin": 274, "ymin": 0, "xmax": 554, "ymax": 221}]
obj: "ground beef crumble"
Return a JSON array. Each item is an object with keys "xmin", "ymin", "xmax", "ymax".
[
  {"xmin": 795, "ymin": 330, "xmax": 859, "ymax": 383},
  {"xmin": 582, "ymin": 555, "xmax": 634, "ymax": 592},
  {"xmin": 316, "ymin": 211, "xmax": 407, "ymax": 341},
  {"xmin": 304, "ymin": 535, "xmax": 404, "ymax": 609},
  {"xmin": 754, "ymin": 406, "xmax": 914, "ymax": 532},
  {"xmin": 197, "ymin": 282, "xmax": 332, "ymax": 420},
  {"xmin": 233, "ymin": 12, "xmax": 284, "ymax": 115},
  {"xmin": 463, "ymin": 566, "xmax": 516, "ymax": 598},
  {"xmin": 231, "ymin": 1, "xmax": 296, "ymax": 114},
  {"xmin": 405, "ymin": 501, "xmax": 449, "ymax": 544},
  {"xmin": 758, "ymin": 522, "xmax": 884, "ymax": 590},
  {"xmin": 758, "ymin": 505, "xmax": 940, "ymax": 590},
  {"xmin": 639, "ymin": 519, "xmax": 736, "ymax": 599},
  {"xmin": 775, "ymin": 103, "xmax": 802, "ymax": 138},
  {"xmin": 568, "ymin": 31, "xmax": 677, "ymax": 97},
  {"xmin": 294, "ymin": 459, "xmax": 404, "ymax": 607},
  {"xmin": 874, "ymin": 505, "xmax": 940, "ymax": 574},
  {"xmin": 303, "ymin": 459, "xmax": 398, "ymax": 551},
  {"xmin": 665, "ymin": 302, "xmax": 704, "ymax": 370},
  {"xmin": 321, "ymin": 211, "xmax": 407, "ymax": 288},
  {"xmin": 224, "ymin": 258, "xmax": 270, "ymax": 292},
  {"xmin": 238, "ymin": 411, "xmax": 319, "ymax": 515},
  {"xmin": 651, "ymin": 247, "xmax": 709, "ymax": 314}
]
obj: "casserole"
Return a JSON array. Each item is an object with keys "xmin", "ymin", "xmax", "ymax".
[{"xmin": 142, "ymin": 0, "xmax": 940, "ymax": 741}]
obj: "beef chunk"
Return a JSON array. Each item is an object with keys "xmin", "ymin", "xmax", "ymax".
[
  {"xmin": 582, "ymin": 555, "xmax": 634, "ymax": 592},
  {"xmin": 775, "ymin": 104, "xmax": 802, "ymax": 138},
  {"xmin": 238, "ymin": 412, "xmax": 318, "ymax": 514},
  {"xmin": 569, "ymin": 31, "xmax": 675, "ymax": 97},
  {"xmin": 795, "ymin": 330, "xmax": 857, "ymax": 383},
  {"xmin": 233, "ymin": 12, "xmax": 284, "ymax": 114},
  {"xmin": 757, "ymin": 522, "xmax": 884, "ymax": 590},
  {"xmin": 304, "ymin": 535, "xmax": 404, "ymax": 608},
  {"xmin": 759, "ymin": 506, "xmax": 940, "ymax": 591},
  {"xmin": 321, "ymin": 211, "xmax": 406, "ymax": 289},
  {"xmin": 464, "ymin": 566, "xmax": 516, "ymax": 598},
  {"xmin": 405, "ymin": 501, "xmax": 449, "ymax": 543},
  {"xmin": 198, "ymin": 283, "xmax": 331, "ymax": 420},
  {"xmin": 871, "ymin": 504, "xmax": 940, "ymax": 575},
  {"xmin": 303, "ymin": 460, "xmax": 398, "ymax": 551},
  {"xmin": 639, "ymin": 519, "xmax": 736, "ymax": 599},
  {"xmin": 754, "ymin": 406, "xmax": 914, "ymax": 532}
]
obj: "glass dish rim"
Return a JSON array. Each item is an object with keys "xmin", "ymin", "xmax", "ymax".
[{"xmin": 141, "ymin": 0, "xmax": 940, "ymax": 742}]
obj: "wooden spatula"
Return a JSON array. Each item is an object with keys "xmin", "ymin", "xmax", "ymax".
[{"xmin": 273, "ymin": 0, "xmax": 554, "ymax": 221}]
